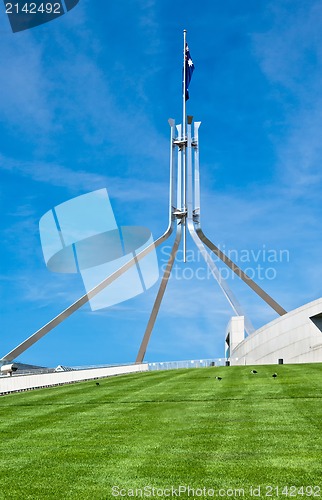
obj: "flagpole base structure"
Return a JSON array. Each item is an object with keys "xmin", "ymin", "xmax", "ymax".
[
  {"xmin": 133, "ymin": 115, "xmax": 286, "ymax": 364},
  {"xmin": 1, "ymin": 114, "xmax": 286, "ymax": 367},
  {"xmin": 1, "ymin": 33, "xmax": 286, "ymax": 366}
]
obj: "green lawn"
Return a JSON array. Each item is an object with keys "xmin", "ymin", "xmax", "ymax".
[{"xmin": 0, "ymin": 364, "xmax": 322, "ymax": 499}]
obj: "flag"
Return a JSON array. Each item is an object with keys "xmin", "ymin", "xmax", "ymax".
[{"xmin": 184, "ymin": 43, "xmax": 195, "ymax": 101}]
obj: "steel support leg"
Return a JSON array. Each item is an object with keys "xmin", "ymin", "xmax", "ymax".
[
  {"xmin": 196, "ymin": 227, "xmax": 287, "ymax": 316},
  {"xmin": 135, "ymin": 224, "xmax": 182, "ymax": 363},
  {"xmin": 187, "ymin": 120, "xmax": 255, "ymax": 333},
  {"xmin": 1, "ymin": 225, "xmax": 174, "ymax": 363},
  {"xmin": 187, "ymin": 220, "xmax": 255, "ymax": 335},
  {"xmin": 190, "ymin": 120, "xmax": 286, "ymax": 317},
  {"xmin": 2, "ymin": 119, "xmax": 179, "ymax": 364}
]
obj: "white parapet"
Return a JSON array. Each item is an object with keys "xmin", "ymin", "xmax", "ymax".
[
  {"xmin": 230, "ymin": 297, "xmax": 322, "ymax": 365},
  {"xmin": 225, "ymin": 316, "xmax": 245, "ymax": 360},
  {"xmin": 0, "ymin": 363, "xmax": 148, "ymax": 395}
]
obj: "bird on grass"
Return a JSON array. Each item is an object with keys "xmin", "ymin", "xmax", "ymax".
[
  {"xmin": 216, "ymin": 376, "xmax": 222, "ymax": 381},
  {"xmin": 272, "ymin": 373, "xmax": 277, "ymax": 379},
  {"xmin": 250, "ymin": 370, "xmax": 258, "ymax": 374},
  {"xmin": 96, "ymin": 382, "xmax": 100, "ymax": 386}
]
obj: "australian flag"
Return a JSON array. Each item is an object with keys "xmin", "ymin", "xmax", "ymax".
[{"xmin": 184, "ymin": 43, "xmax": 195, "ymax": 101}]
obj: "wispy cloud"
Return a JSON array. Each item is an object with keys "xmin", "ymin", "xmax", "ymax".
[
  {"xmin": 0, "ymin": 153, "xmax": 167, "ymax": 203},
  {"xmin": 0, "ymin": 1, "xmax": 169, "ymax": 168},
  {"xmin": 252, "ymin": 1, "xmax": 322, "ymax": 190},
  {"xmin": 3, "ymin": 0, "xmax": 322, "ymax": 366},
  {"xmin": 0, "ymin": 32, "xmax": 56, "ymax": 136}
]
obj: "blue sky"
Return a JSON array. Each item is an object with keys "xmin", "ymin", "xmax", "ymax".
[{"xmin": 1, "ymin": 0, "xmax": 322, "ymax": 367}]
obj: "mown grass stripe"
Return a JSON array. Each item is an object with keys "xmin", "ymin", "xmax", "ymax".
[{"xmin": 0, "ymin": 364, "xmax": 322, "ymax": 499}]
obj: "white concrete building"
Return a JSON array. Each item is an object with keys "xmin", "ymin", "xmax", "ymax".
[{"xmin": 226, "ymin": 298, "xmax": 322, "ymax": 365}]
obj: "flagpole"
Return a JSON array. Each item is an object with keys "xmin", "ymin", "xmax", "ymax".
[
  {"xmin": 183, "ymin": 29, "xmax": 187, "ymax": 136},
  {"xmin": 183, "ymin": 29, "xmax": 187, "ymax": 262}
]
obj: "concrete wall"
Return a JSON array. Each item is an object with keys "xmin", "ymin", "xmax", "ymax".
[
  {"xmin": 0, "ymin": 363, "xmax": 148, "ymax": 395},
  {"xmin": 230, "ymin": 298, "xmax": 322, "ymax": 365},
  {"xmin": 225, "ymin": 316, "xmax": 245, "ymax": 358}
]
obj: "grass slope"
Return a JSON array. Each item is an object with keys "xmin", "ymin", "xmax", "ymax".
[{"xmin": 0, "ymin": 364, "xmax": 322, "ymax": 499}]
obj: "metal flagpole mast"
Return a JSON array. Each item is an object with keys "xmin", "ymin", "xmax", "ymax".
[
  {"xmin": 135, "ymin": 32, "xmax": 256, "ymax": 362},
  {"xmin": 183, "ymin": 30, "xmax": 187, "ymax": 136},
  {"xmin": 182, "ymin": 29, "xmax": 187, "ymax": 263}
]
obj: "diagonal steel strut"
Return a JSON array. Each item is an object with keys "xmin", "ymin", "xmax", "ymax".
[
  {"xmin": 190, "ymin": 119, "xmax": 287, "ymax": 317},
  {"xmin": 195, "ymin": 227, "xmax": 287, "ymax": 316},
  {"xmin": 1, "ymin": 226, "xmax": 173, "ymax": 364},
  {"xmin": 186, "ymin": 119, "xmax": 256, "ymax": 334},
  {"xmin": 1, "ymin": 118, "xmax": 179, "ymax": 363},
  {"xmin": 134, "ymin": 117, "xmax": 259, "ymax": 363},
  {"xmin": 136, "ymin": 223, "xmax": 182, "ymax": 364}
]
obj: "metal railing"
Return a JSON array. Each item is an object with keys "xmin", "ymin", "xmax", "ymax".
[{"xmin": 148, "ymin": 358, "xmax": 226, "ymax": 371}]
